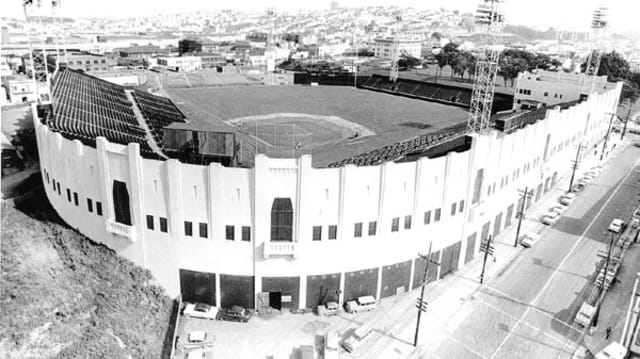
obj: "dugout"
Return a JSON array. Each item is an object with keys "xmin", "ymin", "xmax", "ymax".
[{"xmin": 163, "ymin": 122, "xmax": 238, "ymax": 166}]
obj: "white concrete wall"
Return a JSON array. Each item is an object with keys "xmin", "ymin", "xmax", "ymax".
[{"xmin": 33, "ymin": 81, "xmax": 622, "ymax": 301}]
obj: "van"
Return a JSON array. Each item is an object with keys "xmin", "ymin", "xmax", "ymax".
[
  {"xmin": 345, "ymin": 295, "xmax": 377, "ymax": 313},
  {"xmin": 342, "ymin": 324, "xmax": 373, "ymax": 353}
]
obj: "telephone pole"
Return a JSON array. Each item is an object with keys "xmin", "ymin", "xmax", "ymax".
[
  {"xmin": 413, "ymin": 242, "xmax": 440, "ymax": 347},
  {"xmin": 513, "ymin": 187, "xmax": 533, "ymax": 247},
  {"xmin": 479, "ymin": 235, "xmax": 495, "ymax": 284},
  {"xmin": 568, "ymin": 143, "xmax": 584, "ymax": 193}
]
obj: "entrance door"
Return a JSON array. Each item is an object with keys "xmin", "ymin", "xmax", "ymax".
[
  {"xmin": 505, "ymin": 204, "xmax": 514, "ymax": 228},
  {"xmin": 493, "ymin": 212, "xmax": 503, "ymax": 238},
  {"xmin": 269, "ymin": 292, "xmax": 282, "ymax": 310},
  {"xmin": 465, "ymin": 233, "xmax": 477, "ymax": 264}
]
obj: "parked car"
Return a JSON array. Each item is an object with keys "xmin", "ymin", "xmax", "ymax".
[
  {"xmin": 550, "ymin": 205, "xmax": 567, "ymax": 215},
  {"xmin": 595, "ymin": 341, "xmax": 627, "ymax": 359},
  {"xmin": 176, "ymin": 331, "xmax": 215, "ymax": 351},
  {"xmin": 559, "ymin": 193, "xmax": 576, "ymax": 206},
  {"xmin": 185, "ymin": 350, "xmax": 214, "ymax": 359},
  {"xmin": 324, "ymin": 332, "xmax": 340, "ymax": 359},
  {"xmin": 520, "ymin": 232, "xmax": 541, "ymax": 248},
  {"xmin": 317, "ymin": 301, "xmax": 341, "ymax": 316},
  {"xmin": 183, "ymin": 303, "xmax": 218, "ymax": 320},
  {"xmin": 345, "ymin": 295, "xmax": 377, "ymax": 314},
  {"xmin": 608, "ymin": 218, "xmax": 625, "ymax": 234},
  {"xmin": 342, "ymin": 324, "xmax": 373, "ymax": 353},
  {"xmin": 571, "ymin": 182, "xmax": 586, "ymax": 193},
  {"xmin": 216, "ymin": 305, "xmax": 251, "ymax": 322},
  {"xmin": 542, "ymin": 211, "xmax": 560, "ymax": 225}
]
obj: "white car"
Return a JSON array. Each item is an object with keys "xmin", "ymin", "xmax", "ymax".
[
  {"xmin": 183, "ymin": 303, "xmax": 218, "ymax": 320},
  {"xmin": 550, "ymin": 205, "xmax": 566, "ymax": 215},
  {"xmin": 608, "ymin": 219, "xmax": 625, "ymax": 233},
  {"xmin": 559, "ymin": 193, "xmax": 576, "ymax": 206},
  {"xmin": 520, "ymin": 232, "xmax": 541, "ymax": 248},
  {"xmin": 345, "ymin": 295, "xmax": 377, "ymax": 314},
  {"xmin": 324, "ymin": 331, "xmax": 340, "ymax": 359},
  {"xmin": 176, "ymin": 331, "xmax": 215, "ymax": 351},
  {"xmin": 542, "ymin": 211, "xmax": 560, "ymax": 225},
  {"xmin": 342, "ymin": 324, "xmax": 373, "ymax": 353}
]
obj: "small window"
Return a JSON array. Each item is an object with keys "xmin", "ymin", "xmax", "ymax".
[
  {"xmin": 73, "ymin": 192, "xmax": 79, "ymax": 206},
  {"xmin": 450, "ymin": 202, "xmax": 457, "ymax": 216},
  {"xmin": 242, "ymin": 226, "xmax": 251, "ymax": 242},
  {"xmin": 354, "ymin": 223, "xmax": 363, "ymax": 237},
  {"xmin": 159, "ymin": 217, "xmax": 168, "ymax": 232},
  {"xmin": 328, "ymin": 225, "xmax": 337, "ymax": 240},
  {"xmin": 45, "ymin": 171, "xmax": 49, "ymax": 183},
  {"xmin": 404, "ymin": 215, "xmax": 412, "ymax": 229},
  {"xmin": 391, "ymin": 217, "xmax": 399, "ymax": 232},
  {"xmin": 368, "ymin": 221, "xmax": 377, "ymax": 236},
  {"xmin": 424, "ymin": 210, "xmax": 431, "ymax": 224},
  {"xmin": 185, "ymin": 221, "xmax": 193, "ymax": 236},
  {"xmin": 87, "ymin": 198, "xmax": 93, "ymax": 212},
  {"xmin": 225, "ymin": 225, "xmax": 234, "ymax": 240},
  {"xmin": 543, "ymin": 91, "xmax": 548, "ymax": 96},
  {"xmin": 459, "ymin": 200, "xmax": 465, "ymax": 213},
  {"xmin": 52, "ymin": 179, "xmax": 56, "ymax": 191},
  {"xmin": 312, "ymin": 226, "xmax": 322, "ymax": 241},
  {"xmin": 434, "ymin": 208, "xmax": 441, "ymax": 222},
  {"xmin": 96, "ymin": 202, "xmax": 103, "ymax": 216},
  {"xmin": 66, "ymin": 188, "xmax": 71, "ymax": 202},
  {"xmin": 146, "ymin": 215, "xmax": 154, "ymax": 230},
  {"xmin": 57, "ymin": 183, "xmax": 61, "ymax": 195},
  {"xmin": 199, "ymin": 223, "xmax": 208, "ymax": 238}
]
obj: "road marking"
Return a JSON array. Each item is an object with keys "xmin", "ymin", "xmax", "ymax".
[{"xmin": 489, "ymin": 153, "xmax": 640, "ymax": 359}]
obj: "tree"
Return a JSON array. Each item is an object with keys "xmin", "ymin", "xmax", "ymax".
[
  {"xmin": 581, "ymin": 51, "xmax": 630, "ymax": 81},
  {"xmin": 399, "ymin": 54, "xmax": 422, "ymax": 70},
  {"xmin": 430, "ymin": 32, "xmax": 443, "ymax": 41}
]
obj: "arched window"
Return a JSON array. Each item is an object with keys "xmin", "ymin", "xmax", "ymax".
[
  {"xmin": 271, "ymin": 198, "xmax": 293, "ymax": 242},
  {"xmin": 112, "ymin": 180, "xmax": 131, "ymax": 225}
]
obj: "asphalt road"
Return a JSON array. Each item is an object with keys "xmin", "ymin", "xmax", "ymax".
[{"xmin": 425, "ymin": 142, "xmax": 640, "ymax": 359}]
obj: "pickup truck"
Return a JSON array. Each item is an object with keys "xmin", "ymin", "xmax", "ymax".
[
  {"xmin": 317, "ymin": 301, "xmax": 341, "ymax": 316},
  {"xmin": 176, "ymin": 331, "xmax": 215, "ymax": 351},
  {"xmin": 345, "ymin": 295, "xmax": 377, "ymax": 314}
]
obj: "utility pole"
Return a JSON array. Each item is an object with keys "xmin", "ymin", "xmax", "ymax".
[
  {"xmin": 479, "ymin": 235, "xmax": 495, "ymax": 284},
  {"xmin": 621, "ymin": 99, "xmax": 633, "ymax": 140},
  {"xmin": 594, "ymin": 233, "xmax": 616, "ymax": 327},
  {"xmin": 622, "ymin": 273, "xmax": 640, "ymax": 349},
  {"xmin": 568, "ymin": 143, "xmax": 583, "ymax": 193},
  {"xmin": 601, "ymin": 112, "xmax": 616, "ymax": 161},
  {"xmin": 513, "ymin": 187, "xmax": 533, "ymax": 247},
  {"xmin": 414, "ymin": 242, "xmax": 439, "ymax": 347}
]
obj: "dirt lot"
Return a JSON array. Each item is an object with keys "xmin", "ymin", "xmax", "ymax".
[{"xmin": 0, "ymin": 176, "xmax": 175, "ymax": 359}]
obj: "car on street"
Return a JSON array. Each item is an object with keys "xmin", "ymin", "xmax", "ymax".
[
  {"xmin": 345, "ymin": 295, "xmax": 377, "ymax": 313},
  {"xmin": 342, "ymin": 324, "xmax": 373, "ymax": 353},
  {"xmin": 183, "ymin": 303, "xmax": 218, "ymax": 320},
  {"xmin": 559, "ymin": 193, "xmax": 576, "ymax": 206},
  {"xmin": 176, "ymin": 331, "xmax": 215, "ymax": 351},
  {"xmin": 520, "ymin": 232, "xmax": 541, "ymax": 248},
  {"xmin": 317, "ymin": 301, "xmax": 341, "ymax": 316},
  {"xmin": 542, "ymin": 211, "xmax": 560, "ymax": 225},
  {"xmin": 216, "ymin": 305, "xmax": 252, "ymax": 322},
  {"xmin": 550, "ymin": 205, "xmax": 566, "ymax": 215},
  {"xmin": 608, "ymin": 218, "xmax": 625, "ymax": 233},
  {"xmin": 571, "ymin": 182, "xmax": 586, "ymax": 193},
  {"xmin": 324, "ymin": 332, "xmax": 340, "ymax": 359},
  {"xmin": 184, "ymin": 350, "xmax": 214, "ymax": 359}
]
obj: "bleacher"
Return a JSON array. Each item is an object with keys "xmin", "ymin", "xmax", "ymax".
[
  {"xmin": 360, "ymin": 75, "xmax": 472, "ymax": 107},
  {"xmin": 328, "ymin": 123, "xmax": 469, "ymax": 167},
  {"xmin": 131, "ymin": 90, "xmax": 185, "ymax": 146},
  {"xmin": 49, "ymin": 68, "xmax": 152, "ymax": 152}
]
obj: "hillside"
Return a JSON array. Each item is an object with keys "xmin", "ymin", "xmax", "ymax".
[{"xmin": 0, "ymin": 175, "xmax": 175, "ymax": 359}]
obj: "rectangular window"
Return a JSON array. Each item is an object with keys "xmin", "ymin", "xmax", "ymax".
[
  {"xmin": 328, "ymin": 225, "xmax": 337, "ymax": 240},
  {"xmin": 368, "ymin": 221, "xmax": 377, "ymax": 236},
  {"xmin": 185, "ymin": 221, "xmax": 193, "ymax": 236},
  {"xmin": 52, "ymin": 179, "xmax": 56, "ymax": 191},
  {"xmin": 435, "ymin": 208, "xmax": 441, "ymax": 222},
  {"xmin": 73, "ymin": 192, "xmax": 79, "ymax": 206},
  {"xmin": 459, "ymin": 200, "xmax": 465, "ymax": 213},
  {"xmin": 354, "ymin": 222, "xmax": 363, "ymax": 237},
  {"xmin": 424, "ymin": 210, "xmax": 431, "ymax": 224},
  {"xmin": 146, "ymin": 215, "xmax": 154, "ymax": 230},
  {"xmin": 391, "ymin": 217, "xmax": 399, "ymax": 232},
  {"xmin": 404, "ymin": 215, "xmax": 412, "ymax": 229},
  {"xmin": 312, "ymin": 226, "xmax": 322, "ymax": 241},
  {"xmin": 199, "ymin": 223, "xmax": 208, "ymax": 238},
  {"xmin": 87, "ymin": 198, "xmax": 93, "ymax": 213},
  {"xmin": 159, "ymin": 217, "xmax": 168, "ymax": 232},
  {"xmin": 57, "ymin": 183, "xmax": 61, "ymax": 195},
  {"xmin": 96, "ymin": 202, "xmax": 102, "ymax": 216},
  {"xmin": 225, "ymin": 225, "xmax": 234, "ymax": 240},
  {"xmin": 450, "ymin": 202, "xmax": 457, "ymax": 216},
  {"xmin": 66, "ymin": 188, "xmax": 71, "ymax": 202},
  {"xmin": 242, "ymin": 226, "xmax": 251, "ymax": 242}
]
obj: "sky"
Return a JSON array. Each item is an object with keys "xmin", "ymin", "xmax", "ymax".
[{"xmin": 4, "ymin": 0, "xmax": 639, "ymax": 33}]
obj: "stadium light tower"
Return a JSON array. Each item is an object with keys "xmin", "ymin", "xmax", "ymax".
[
  {"xmin": 389, "ymin": 15, "xmax": 402, "ymax": 82},
  {"xmin": 264, "ymin": 8, "xmax": 277, "ymax": 84},
  {"xmin": 50, "ymin": 0, "xmax": 68, "ymax": 70},
  {"xmin": 467, "ymin": 0, "xmax": 505, "ymax": 133},
  {"xmin": 23, "ymin": 0, "xmax": 53, "ymax": 103},
  {"xmin": 583, "ymin": 7, "xmax": 608, "ymax": 95}
]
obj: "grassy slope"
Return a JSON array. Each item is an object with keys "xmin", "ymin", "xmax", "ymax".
[{"xmin": 1, "ymin": 178, "xmax": 174, "ymax": 359}]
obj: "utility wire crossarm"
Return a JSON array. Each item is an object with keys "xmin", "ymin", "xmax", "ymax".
[
  {"xmin": 413, "ymin": 242, "xmax": 440, "ymax": 347},
  {"xmin": 467, "ymin": 0, "xmax": 505, "ymax": 133}
]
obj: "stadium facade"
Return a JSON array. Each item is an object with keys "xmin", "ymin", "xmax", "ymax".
[{"xmin": 34, "ymin": 68, "xmax": 622, "ymax": 310}]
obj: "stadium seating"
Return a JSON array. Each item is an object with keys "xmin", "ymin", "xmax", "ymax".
[
  {"xmin": 131, "ymin": 90, "xmax": 185, "ymax": 146},
  {"xmin": 360, "ymin": 75, "xmax": 472, "ymax": 107},
  {"xmin": 50, "ymin": 68, "xmax": 152, "ymax": 152}
]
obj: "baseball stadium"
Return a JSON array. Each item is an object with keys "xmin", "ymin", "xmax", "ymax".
[{"xmin": 33, "ymin": 66, "xmax": 622, "ymax": 311}]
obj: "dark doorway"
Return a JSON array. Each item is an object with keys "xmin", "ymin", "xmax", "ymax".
[
  {"xmin": 465, "ymin": 232, "xmax": 477, "ymax": 264},
  {"xmin": 505, "ymin": 204, "xmax": 514, "ymax": 228},
  {"xmin": 269, "ymin": 291, "xmax": 282, "ymax": 310},
  {"xmin": 179, "ymin": 269, "xmax": 216, "ymax": 305},
  {"xmin": 493, "ymin": 212, "xmax": 502, "ymax": 238},
  {"xmin": 440, "ymin": 241, "xmax": 461, "ymax": 278},
  {"xmin": 271, "ymin": 198, "xmax": 293, "ymax": 241},
  {"xmin": 112, "ymin": 180, "xmax": 131, "ymax": 225}
]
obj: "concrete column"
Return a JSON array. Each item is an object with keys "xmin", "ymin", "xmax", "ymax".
[
  {"xmin": 375, "ymin": 266, "xmax": 383, "ymax": 300},
  {"xmin": 208, "ymin": 163, "xmax": 223, "ymax": 240},
  {"xmin": 377, "ymin": 163, "xmax": 387, "ymax": 232},
  {"xmin": 127, "ymin": 143, "xmax": 146, "ymax": 267},
  {"xmin": 215, "ymin": 273, "xmax": 221, "ymax": 307},
  {"xmin": 96, "ymin": 137, "xmax": 113, "ymax": 220},
  {"xmin": 338, "ymin": 272, "xmax": 345, "ymax": 305},
  {"xmin": 337, "ymin": 165, "xmax": 347, "ymax": 241},
  {"xmin": 253, "ymin": 155, "xmax": 269, "ymax": 309},
  {"xmin": 408, "ymin": 258, "xmax": 416, "ymax": 291},
  {"xmin": 165, "ymin": 159, "xmax": 183, "ymax": 238},
  {"xmin": 299, "ymin": 274, "xmax": 307, "ymax": 309},
  {"xmin": 412, "ymin": 160, "xmax": 422, "ymax": 223}
]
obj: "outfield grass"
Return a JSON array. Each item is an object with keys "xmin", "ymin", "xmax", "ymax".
[{"xmin": 167, "ymin": 85, "xmax": 468, "ymax": 166}]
